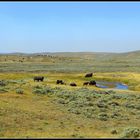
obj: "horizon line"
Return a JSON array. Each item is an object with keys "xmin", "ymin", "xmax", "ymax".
[{"xmin": 0, "ymin": 49, "xmax": 140, "ymax": 54}]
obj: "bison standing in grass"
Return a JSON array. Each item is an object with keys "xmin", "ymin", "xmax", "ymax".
[
  {"xmin": 56, "ymin": 80, "xmax": 66, "ymax": 85},
  {"xmin": 70, "ymin": 82, "xmax": 77, "ymax": 86},
  {"xmin": 89, "ymin": 80, "xmax": 96, "ymax": 86},
  {"xmin": 85, "ymin": 73, "xmax": 93, "ymax": 77},
  {"xmin": 83, "ymin": 82, "xmax": 89, "ymax": 86},
  {"xmin": 34, "ymin": 76, "xmax": 44, "ymax": 82}
]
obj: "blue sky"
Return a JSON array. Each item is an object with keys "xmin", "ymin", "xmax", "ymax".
[{"xmin": 0, "ymin": 2, "xmax": 140, "ymax": 53}]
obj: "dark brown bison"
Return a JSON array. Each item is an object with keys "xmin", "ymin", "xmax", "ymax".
[
  {"xmin": 70, "ymin": 82, "xmax": 77, "ymax": 86},
  {"xmin": 89, "ymin": 80, "xmax": 96, "ymax": 86},
  {"xmin": 56, "ymin": 80, "xmax": 65, "ymax": 85},
  {"xmin": 83, "ymin": 82, "xmax": 89, "ymax": 86},
  {"xmin": 34, "ymin": 76, "xmax": 44, "ymax": 82},
  {"xmin": 85, "ymin": 73, "xmax": 93, "ymax": 77}
]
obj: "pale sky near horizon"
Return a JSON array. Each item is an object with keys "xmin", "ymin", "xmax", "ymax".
[{"xmin": 0, "ymin": 2, "xmax": 140, "ymax": 53}]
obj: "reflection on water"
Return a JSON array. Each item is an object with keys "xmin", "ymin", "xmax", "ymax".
[{"xmin": 96, "ymin": 81, "xmax": 128, "ymax": 90}]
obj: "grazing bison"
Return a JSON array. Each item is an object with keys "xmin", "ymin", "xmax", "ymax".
[
  {"xmin": 83, "ymin": 82, "xmax": 89, "ymax": 86},
  {"xmin": 34, "ymin": 76, "xmax": 44, "ymax": 82},
  {"xmin": 70, "ymin": 82, "xmax": 77, "ymax": 86},
  {"xmin": 56, "ymin": 80, "xmax": 65, "ymax": 85},
  {"xmin": 85, "ymin": 73, "xmax": 93, "ymax": 77},
  {"xmin": 89, "ymin": 80, "xmax": 96, "ymax": 86}
]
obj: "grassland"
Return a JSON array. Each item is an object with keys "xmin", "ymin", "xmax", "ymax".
[
  {"xmin": 1, "ymin": 51, "xmax": 140, "ymax": 73},
  {"xmin": 0, "ymin": 51, "xmax": 140, "ymax": 138}
]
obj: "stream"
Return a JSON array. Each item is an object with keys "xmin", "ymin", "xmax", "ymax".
[{"xmin": 96, "ymin": 81, "xmax": 128, "ymax": 90}]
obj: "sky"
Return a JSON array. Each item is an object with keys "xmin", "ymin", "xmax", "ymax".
[{"xmin": 0, "ymin": 2, "xmax": 140, "ymax": 53}]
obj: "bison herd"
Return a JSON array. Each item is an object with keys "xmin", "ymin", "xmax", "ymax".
[{"xmin": 33, "ymin": 72, "xmax": 97, "ymax": 87}]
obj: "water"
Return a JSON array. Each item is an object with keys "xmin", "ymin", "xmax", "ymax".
[
  {"xmin": 96, "ymin": 81, "xmax": 128, "ymax": 90},
  {"xmin": 115, "ymin": 83, "xmax": 128, "ymax": 90}
]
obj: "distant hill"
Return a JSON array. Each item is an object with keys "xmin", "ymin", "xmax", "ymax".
[
  {"xmin": 49, "ymin": 50, "xmax": 140, "ymax": 61},
  {"xmin": 0, "ymin": 50, "xmax": 140, "ymax": 72},
  {"xmin": 0, "ymin": 50, "xmax": 140, "ymax": 56},
  {"xmin": 0, "ymin": 50, "xmax": 140, "ymax": 62}
]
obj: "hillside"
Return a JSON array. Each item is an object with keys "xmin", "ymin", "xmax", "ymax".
[
  {"xmin": 1, "ymin": 50, "xmax": 140, "ymax": 61},
  {"xmin": 0, "ymin": 50, "xmax": 140, "ymax": 73}
]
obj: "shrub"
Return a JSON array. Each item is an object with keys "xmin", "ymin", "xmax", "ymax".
[
  {"xmin": 111, "ymin": 129, "xmax": 118, "ymax": 134},
  {"xmin": 69, "ymin": 108, "xmax": 81, "ymax": 115},
  {"xmin": 75, "ymin": 102, "xmax": 84, "ymax": 108},
  {"xmin": 98, "ymin": 113, "xmax": 109, "ymax": 121},
  {"xmin": 111, "ymin": 95, "xmax": 122, "ymax": 99},
  {"xmin": 111, "ymin": 112, "xmax": 121, "ymax": 119},
  {"xmin": 84, "ymin": 106, "xmax": 95, "ymax": 113},
  {"xmin": 53, "ymin": 87, "xmax": 63, "ymax": 93},
  {"xmin": 16, "ymin": 88, "xmax": 24, "ymax": 94},
  {"xmin": 0, "ymin": 87, "xmax": 8, "ymax": 93},
  {"xmin": 107, "ymin": 90, "xmax": 116, "ymax": 94},
  {"xmin": 99, "ymin": 108, "xmax": 107, "ymax": 112},
  {"xmin": 85, "ymin": 101, "xmax": 94, "ymax": 106},
  {"xmin": 84, "ymin": 112, "xmax": 93, "ymax": 118},
  {"xmin": 97, "ymin": 103, "xmax": 106, "ymax": 108},
  {"xmin": 136, "ymin": 95, "xmax": 140, "ymax": 99},
  {"xmin": 73, "ymin": 110, "xmax": 81, "ymax": 115},
  {"xmin": 33, "ymin": 88, "xmax": 46, "ymax": 94},
  {"xmin": 9, "ymin": 80, "xmax": 20, "ymax": 84},
  {"xmin": 97, "ymin": 90, "xmax": 108, "ymax": 94},
  {"xmin": 33, "ymin": 86, "xmax": 54, "ymax": 94},
  {"xmin": 44, "ymin": 86, "xmax": 54, "ymax": 93},
  {"xmin": 85, "ymin": 96, "xmax": 93, "ymax": 101},
  {"xmin": 0, "ymin": 80, "xmax": 7, "ymax": 86},
  {"xmin": 57, "ymin": 99, "xmax": 69, "ymax": 104},
  {"xmin": 122, "ymin": 127, "xmax": 140, "ymax": 138},
  {"xmin": 33, "ymin": 85, "xmax": 42, "ymax": 89},
  {"xmin": 68, "ymin": 95, "xmax": 77, "ymax": 101},
  {"xmin": 108, "ymin": 101, "xmax": 120, "ymax": 106},
  {"xmin": 96, "ymin": 101, "xmax": 108, "ymax": 108},
  {"xmin": 135, "ymin": 105, "xmax": 140, "ymax": 110},
  {"xmin": 124, "ymin": 103, "xmax": 136, "ymax": 109}
]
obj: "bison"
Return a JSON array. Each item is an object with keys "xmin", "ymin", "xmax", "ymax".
[
  {"xmin": 56, "ymin": 80, "xmax": 65, "ymax": 85},
  {"xmin": 89, "ymin": 80, "xmax": 96, "ymax": 86},
  {"xmin": 34, "ymin": 76, "xmax": 44, "ymax": 82},
  {"xmin": 83, "ymin": 82, "xmax": 89, "ymax": 86},
  {"xmin": 85, "ymin": 73, "xmax": 93, "ymax": 77},
  {"xmin": 70, "ymin": 82, "xmax": 77, "ymax": 86}
]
